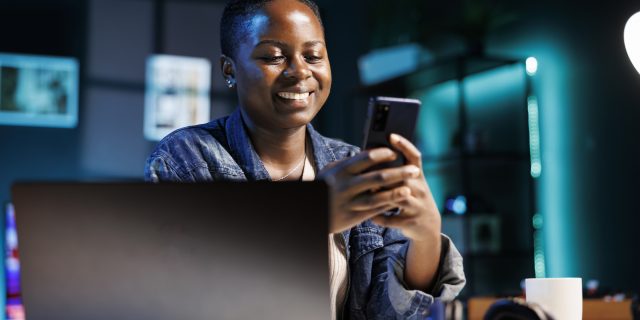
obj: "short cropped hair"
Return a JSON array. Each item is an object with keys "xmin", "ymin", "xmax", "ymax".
[{"xmin": 220, "ymin": 0, "xmax": 323, "ymax": 59}]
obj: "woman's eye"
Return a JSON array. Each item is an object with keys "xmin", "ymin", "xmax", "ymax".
[
  {"xmin": 261, "ymin": 56, "xmax": 285, "ymax": 63},
  {"xmin": 305, "ymin": 55, "xmax": 323, "ymax": 63}
]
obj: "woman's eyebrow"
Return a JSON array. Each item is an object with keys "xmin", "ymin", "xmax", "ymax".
[
  {"xmin": 255, "ymin": 39, "xmax": 288, "ymax": 48},
  {"xmin": 303, "ymin": 40, "xmax": 326, "ymax": 48},
  {"xmin": 254, "ymin": 39, "xmax": 326, "ymax": 48}
]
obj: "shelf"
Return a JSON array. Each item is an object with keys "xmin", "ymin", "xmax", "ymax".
[
  {"xmin": 423, "ymin": 152, "xmax": 529, "ymax": 164},
  {"xmin": 359, "ymin": 53, "xmax": 522, "ymax": 96}
]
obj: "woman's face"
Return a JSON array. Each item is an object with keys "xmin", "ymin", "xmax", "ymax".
[{"xmin": 227, "ymin": 0, "xmax": 331, "ymax": 131}]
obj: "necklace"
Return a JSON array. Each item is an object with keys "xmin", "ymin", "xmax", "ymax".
[
  {"xmin": 274, "ymin": 141, "xmax": 307, "ymax": 181},
  {"xmin": 274, "ymin": 154, "xmax": 306, "ymax": 181}
]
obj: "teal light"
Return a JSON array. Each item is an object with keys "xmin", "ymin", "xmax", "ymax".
[
  {"xmin": 528, "ymin": 43, "xmax": 576, "ymax": 278},
  {"xmin": 534, "ymin": 229, "xmax": 546, "ymax": 278},
  {"xmin": 532, "ymin": 213, "xmax": 543, "ymax": 230},
  {"xmin": 483, "ymin": 26, "xmax": 576, "ymax": 279},
  {"xmin": 526, "ymin": 57, "xmax": 538, "ymax": 76},
  {"xmin": 527, "ymin": 95, "xmax": 542, "ymax": 178},
  {"xmin": 532, "ymin": 213, "xmax": 546, "ymax": 277}
]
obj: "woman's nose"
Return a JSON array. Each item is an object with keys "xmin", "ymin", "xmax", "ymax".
[{"xmin": 283, "ymin": 57, "xmax": 311, "ymax": 80}]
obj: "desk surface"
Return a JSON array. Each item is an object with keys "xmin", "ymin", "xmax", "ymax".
[{"xmin": 468, "ymin": 297, "xmax": 632, "ymax": 320}]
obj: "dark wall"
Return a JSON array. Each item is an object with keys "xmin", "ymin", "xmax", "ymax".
[{"xmin": 0, "ymin": 0, "xmax": 86, "ymax": 204}]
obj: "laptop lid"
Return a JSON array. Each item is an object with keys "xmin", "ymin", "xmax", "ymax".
[{"xmin": 11, "ymin": 182, "xmax": 330, "ymax": 320}]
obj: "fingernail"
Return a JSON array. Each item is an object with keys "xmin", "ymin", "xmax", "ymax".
[
  {"xmin": 390, "ymin": 133, "xmax": 401, "ymax": 143},
  {"xmin": 399, "ymin": 187, "xmax": 410, "ymax": 196}
]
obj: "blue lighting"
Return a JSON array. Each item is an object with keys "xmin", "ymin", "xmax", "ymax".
[
  {"xmin": 532, "ymin": 213, "xmax": 543, "ymax": 230},
  {"xmin": 527, "ymin": 95, "xmax": 542, "ymax": 178},
  {"xmin": 534, "ymin": 229, "xmax": 546, "ymax": 278},
  {"xmin": 532, "ymin": 213, "xmax": 546, "ymax": 277},
  {"xmin": 445, "ymin": 195, "xmax": 467, "ymax": 215},
  {"xmin": 522, "ymin": 43, "xmax": 576, "ymax": 278}
]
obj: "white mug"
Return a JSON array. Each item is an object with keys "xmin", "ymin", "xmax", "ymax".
[{"xmin": 525, "ymin": 277, "xmax": 582, "ymax": 320}]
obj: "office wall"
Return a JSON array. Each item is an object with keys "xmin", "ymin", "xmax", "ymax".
[{"xmin": 0, "ymin": 0, "xmax": 86, "ymax": 204}]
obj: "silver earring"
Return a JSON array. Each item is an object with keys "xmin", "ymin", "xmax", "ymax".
[{"xmin": 226, "ymin": 79, "xmax": 234, "ymax": 88}]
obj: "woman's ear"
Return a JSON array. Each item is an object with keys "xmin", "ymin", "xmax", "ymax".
[{"xmin": 220, "ymin": 54, "xmax": 236, "ymax": 88}]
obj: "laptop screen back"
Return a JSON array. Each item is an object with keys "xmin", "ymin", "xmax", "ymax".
[{"xmin": 12, "ymin": 182, "xmax": 330, "ymax": 320}]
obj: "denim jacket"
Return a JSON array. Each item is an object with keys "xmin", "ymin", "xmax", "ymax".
[{"xmin": 145, "ymin": 109, "xmax": 466, "ymax": 319}]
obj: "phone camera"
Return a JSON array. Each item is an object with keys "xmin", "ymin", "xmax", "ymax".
[{"xmin": 373, "ymin": 104, "xmax": 389, "ymax": 131}]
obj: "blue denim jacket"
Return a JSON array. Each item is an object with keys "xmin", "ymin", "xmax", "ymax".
[{"xmin": 145, "ymin": 109, "xmax": 466, "ymax": 319}]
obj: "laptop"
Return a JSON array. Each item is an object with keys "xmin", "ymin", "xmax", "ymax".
[{"xmin": 11, "ymin": 182, "xmax": 330, "ymax": 320}]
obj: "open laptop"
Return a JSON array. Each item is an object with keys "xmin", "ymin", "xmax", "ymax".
[{"xmin": 11, "ymin": 182, "xmax": 330, "ymax": 320}]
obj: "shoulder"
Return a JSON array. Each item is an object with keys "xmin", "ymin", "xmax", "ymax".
[
  {"xmin": 325, "ymin": 136, "xmax": 360, "ymax": 159},
  {"xmin": 151, "ymin": 117, "xmax": 227, "ymax": 160},
  {"xmin": 145, "ymin": 117, "xmax": 233, "ymax": 181}
]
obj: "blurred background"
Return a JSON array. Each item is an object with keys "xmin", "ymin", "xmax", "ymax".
[{"xmin": 1, "ymin": 0, "xmax": 639, "ymax": 317}]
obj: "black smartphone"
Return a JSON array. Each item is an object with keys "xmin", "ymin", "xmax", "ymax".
[{"xmin": 362, "ymin": 96, "xmax": 421, "ymax": 170}]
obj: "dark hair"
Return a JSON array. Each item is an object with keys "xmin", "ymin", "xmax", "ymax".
[{"xmin": 220, "ymin": 0, "xmax": 323, "ymax": 59}]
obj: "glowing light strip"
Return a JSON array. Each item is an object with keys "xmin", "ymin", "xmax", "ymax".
[
  {"xmin": 533, "ymin": 230, "xmax": 546, "ymax": 278},
  {"xmin": 527, "ymin": 95, "xmax": 542, "ymax": 178},
  {"xmin": 532, "ymin": 213, "xmax": 546, "ymax": 278}
]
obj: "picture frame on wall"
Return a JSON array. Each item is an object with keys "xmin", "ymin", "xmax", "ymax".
[
  {"xmin": 144, "ymin": 55, "xmax": 211, "ymax": 141},
  {"xmin": 0, "ymin": 53, "xmax": 79, "ymax": 128}
]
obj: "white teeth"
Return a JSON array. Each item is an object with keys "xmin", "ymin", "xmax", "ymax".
[{"xmin": 277, "ymin": 92, "xmax": 310, "ymax": 100}]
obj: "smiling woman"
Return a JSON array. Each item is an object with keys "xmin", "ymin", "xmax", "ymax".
[{"xmin": 145, "ymin": 0, "xmax": 465, "ymax": 319}]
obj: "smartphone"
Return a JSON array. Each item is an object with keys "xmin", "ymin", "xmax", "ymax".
[{"xmin": 362, "ymin": 96, "xmax": 421, "ymax": 170}]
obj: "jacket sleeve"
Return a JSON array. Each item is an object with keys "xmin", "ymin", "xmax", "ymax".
[
  {"xmin": 144, "ymin": 151, "xmax": 184, "ymax": 182},
  {"xmin": 365, "ymin": 229, "xmax": 465, "ymax": 319}
]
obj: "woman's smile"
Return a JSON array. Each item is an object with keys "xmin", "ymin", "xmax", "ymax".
[
  {"xmin": 275, "ymin": 88, "xmax": 315, "ymax": 109},
  {"xmin": 277, "ymin": 91, "xmax": 310, "ymax": 100}
]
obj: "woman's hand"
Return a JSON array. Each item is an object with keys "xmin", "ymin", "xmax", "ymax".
[
  {"xmin": 370, "ymin": 134, "xmax": 441, "ymax": 242},
  {"xmin": 319, "ymin": 134, "xmax": 442, "ymax": 290},
  {"xmin": 317, "ymin": 146, "xmax": 422, "ymax": 234}
]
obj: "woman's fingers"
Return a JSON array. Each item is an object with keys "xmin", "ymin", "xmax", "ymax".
[
  {"xmin": 348, "ymin": 186, "xmax": 412, "ymax": 211},
  {"xmin": 349, "ymin": 203, "xmax": 399, "ymax": 223},
  {"xmin": 389, "ymin": 133, "xmax": 422, "ymax": 169},
  {"xmin": 370, "ymin": 198, "xmax": 419, "ymax": 227},
  {"xmin": 371, "ymin": 213, "xmax": 415, "ymax": 229},
  {"xmin": 341, "ymin": 164, "xmax": 420, "ymax": 197},
  {"xmin": 339, "ymin": 148, "xmax": 397, "ymax": 175},
  {"xmin": 330, "ymin": 202, "xmax": 397, "ymax": 234}
]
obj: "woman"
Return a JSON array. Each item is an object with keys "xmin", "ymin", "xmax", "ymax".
[{"xmin": 145, "ymin": 0, "xmax": 465, "ymax": 319}]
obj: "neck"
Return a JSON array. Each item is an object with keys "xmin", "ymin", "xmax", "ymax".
[{"xmin": 240, "ymin": 110, "xmax": 307, "ymax": 173}]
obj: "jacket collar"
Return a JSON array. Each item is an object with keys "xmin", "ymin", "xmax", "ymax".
[{"xmin": 224, "ymin": 108, "xmax": 336, "ymax": 181}]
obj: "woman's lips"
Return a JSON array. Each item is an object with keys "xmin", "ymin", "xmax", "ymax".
[
  {"xmin": 275, "ymin": 91, "xmax": 314, "ymax": 108},
  {"xmin": 277, "ymin": 91, "xmax": 311, "ymax": 100}
]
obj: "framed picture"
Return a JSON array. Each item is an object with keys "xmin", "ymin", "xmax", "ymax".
[
  {"xmin": 144, "ymin": 55, "xmax": 211, "ymax": 141},
  {"xmin": 0, "ymin": 53, "xmax": 79, "ymax": 128}
]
